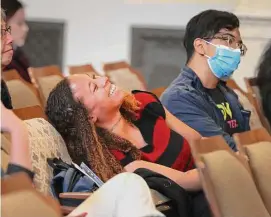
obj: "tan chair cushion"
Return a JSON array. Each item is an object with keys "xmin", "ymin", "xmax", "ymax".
[
  {"xmin": 2, "ymin": 190, "xmax": 61, "ymax": 217},
  {"xmin": 107, "ymin": 69, "xmax": 146, "ymax": 91},
  {"xmin": 202, "ymin": 150, "xmax": 270, "ymax": 217},
  {"xmin": 6, "ymin": 80, "xmax": 41, "ymax": 109},
  {"xmin": 245, "ymin": 142, "xmax": 271, "ymax": 214},
  {"xmin": 24, "ymin": 118, "xmax": 71, "ymax": 195},
  {"xmin": 38, "ymin": 75, "xmax": 63, "ymax": 104}
]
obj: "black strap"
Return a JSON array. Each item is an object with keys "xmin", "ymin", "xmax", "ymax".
[
  {"xmin": 47, "ymin": 158, "xmax": 70, "ymax": 171},
  {"xmin": 7, "ymin": 164, "xmax": 35, "ymax": 180}
]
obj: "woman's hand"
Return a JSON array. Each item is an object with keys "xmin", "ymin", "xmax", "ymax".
[{"xmin": 125, "ymin": 160, "xmax": 202, "ymax": 191}]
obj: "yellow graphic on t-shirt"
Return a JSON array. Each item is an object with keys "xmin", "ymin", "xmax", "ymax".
[{"xmin": 216, "ymin": 102, "xmax": 232, "ymax": 120}]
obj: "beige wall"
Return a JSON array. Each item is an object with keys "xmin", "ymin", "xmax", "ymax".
[{"xmin": 22, "ymin": 0, "xmax": 234, "ymax": 74}]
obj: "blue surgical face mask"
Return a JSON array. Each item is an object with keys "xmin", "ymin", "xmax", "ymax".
[{"xmin": 204, "ymin": 41, "xmax": 241, "ymax": 80}]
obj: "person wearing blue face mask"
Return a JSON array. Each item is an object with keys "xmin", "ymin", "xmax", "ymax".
[{"xmin": 161, "ymin": 9, "xmax": 250, "ymax": 151}]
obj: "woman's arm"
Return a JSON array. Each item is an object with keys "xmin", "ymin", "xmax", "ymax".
[
  {"xmin": 1, "ymin": 103, "xmax": 32, "ymax": 171},
  {"xmin": 9, "ymin": 122, "xmax": 32, "ymax": 170},
  {"xmin": 125, "ymin": 160, "xmax": 201, "ymax": 191},
  {"xmin": 164, "ymin": 106, "xmax": 202, "ymax": 142}
]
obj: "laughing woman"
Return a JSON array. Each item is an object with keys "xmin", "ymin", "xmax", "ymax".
[{"xmin": 45, "ymin": 74, "xmax": 202, "ymax": 191}]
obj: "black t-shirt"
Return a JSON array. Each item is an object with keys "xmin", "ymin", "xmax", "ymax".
[{"xmin": 207, "ymin": 88, "xmax": 241, "ymax": 136}]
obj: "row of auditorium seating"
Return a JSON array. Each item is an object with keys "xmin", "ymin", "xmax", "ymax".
[
  {"xmin": 2, "ymin": 61, "xmax": 270, "ymax": 134},
  {"xmin": 192, "ymin": 128, "xmax": 271, "ymax": 217}
]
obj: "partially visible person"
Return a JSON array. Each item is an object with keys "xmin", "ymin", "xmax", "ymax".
[
  {"xmin": 1, "ymin": 8, "xmax": 14, "ymax": 109},
  {"xmin": 256, "ymin": 42, "xmax": 271, "ymax": 126},
  {"xmin": 1, "ymin": 101, "xmax": 32, "ymax": 177},
  {"xmin": 2, "ymin": 0, "xmax": 31, "ymax": 83},
  {"xmin": 46, "ymin": 74, "xmax": 202, "ymax": 191},
  {"xmin": 161, "ymin": 10, "xmax": 250, "ymax": 151}
]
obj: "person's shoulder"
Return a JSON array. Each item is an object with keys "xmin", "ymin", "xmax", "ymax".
[
  {"xmin": 161, "ymin": 79, "xmax": 198, "ymax": 104},
  {"xmin": 132, "ymin": 90, "xmax": 160, "ymax": 105}
]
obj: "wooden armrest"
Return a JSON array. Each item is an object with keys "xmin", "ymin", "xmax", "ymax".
[
  {"xmin": 59, "ymin": 192, "xmax": 92, "ymax": 200},
  {"xmin": 60, "ymin": 192, "xmax": 92, "ymax": 215},
  {"xmin": 61, "ymin": 206, "xmax": 76, "ymax": 215}
]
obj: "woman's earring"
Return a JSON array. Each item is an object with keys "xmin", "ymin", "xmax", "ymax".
[
  {"xmin": 70, "ymin": 84, "xmax": 76, "ymax": 90},
  {"xmin": 89, "ymin": 116, "xmax": 97, "ymax": 123}
]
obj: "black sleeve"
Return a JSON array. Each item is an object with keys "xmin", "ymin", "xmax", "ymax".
[
  {"xmin": 6, "ymin": 164, "xmax": 35, "ymax": 181},
  {"xmin": 132, "ymin": 90, "xmax": 166, "ymax": 119}
]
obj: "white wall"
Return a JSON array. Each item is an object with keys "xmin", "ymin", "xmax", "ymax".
[{"xmin": 22, "ymin": 0, "xmax": 234, "ymax": 74}]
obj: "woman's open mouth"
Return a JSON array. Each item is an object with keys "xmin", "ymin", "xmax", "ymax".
[{"xmin": 109, "ymin": 84, "xmax": 117, "ymax": 97}]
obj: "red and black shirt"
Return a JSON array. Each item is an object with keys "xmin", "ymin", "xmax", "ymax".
[{"xmin": 110, "ymin": 90, "xmax": 194, "ymax": 172}]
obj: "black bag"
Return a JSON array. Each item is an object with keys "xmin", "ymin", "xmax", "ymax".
[
  {"xmin": 47, "ymin": 158, "xmax": 97, "ymax": 207},
  {"xmin": 135, "ymin": 168, "xmax": 211, "ymax": 217},
  {"xmin": 135, "ymin": 168, "xmax": 190, "ymax": 217}
]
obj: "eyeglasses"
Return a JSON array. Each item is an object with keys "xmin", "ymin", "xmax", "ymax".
[
  {"xmin": 204, "ymin": 33, "xmax": 247, "ymax": 56},
  {"xmin": 1, "ymin": 26, "xmax": 11, "ymax": 37}
]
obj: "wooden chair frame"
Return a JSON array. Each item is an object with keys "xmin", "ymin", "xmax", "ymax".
[
  {"xmin": 150, "ymin": 86, "xmax": 166, "ymax": 98},
  {"xmin": 13, "ymin": 105, "xmax": 47, "ymax": 120},
  {"xmin": 103, "ymin": 61, "xmax": 147, "ymax": 90},
  {"xmin": 69, "ymin": 64, "xmax": 98, "ymax": 75},
  {"xmin": 2, "ymin": 69, "xmax": 24, "ymax": 81},
  {"xmin": 234, "ymin": 128, "xmax": 271, "ymax": 150},
  {"xmin": 28, "ymin": 65, "xmax": 63, "ymax": 87},
  {"xmin": 2, "ymin": 69, "xmax": 42, "ymax": 105},
  {"xmin": 190, "ymin": 136, "xmax": 251, "ymax": 217},
  {"xmin": 28, "ymin": 66, "xmax": 64, "ymax": 107}
]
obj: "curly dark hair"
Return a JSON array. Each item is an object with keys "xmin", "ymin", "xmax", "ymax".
[
  {"xmin": 256, "ymin": 42, "xmax": 271, "ymax": 87},
  {"xmin": 184, "ymin": 9, "xmax": 240, "ymax": 63},
  {"xmin": 45, "ymin": 78, "xmax": 141, "ymax": 181}
]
